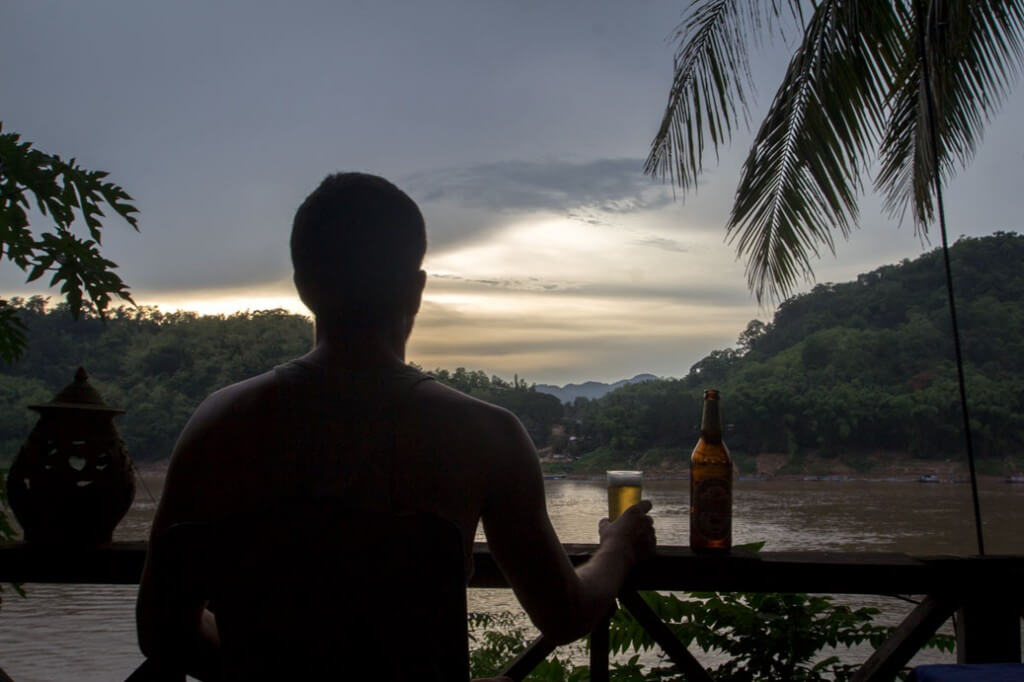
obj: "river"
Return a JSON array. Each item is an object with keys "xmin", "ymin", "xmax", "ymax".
[{"xmin": 2, "ymin": 474, "xmax": 1023, "ymax": 680}]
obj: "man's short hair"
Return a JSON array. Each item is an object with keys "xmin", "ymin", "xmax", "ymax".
[{"xmin": 291, "ymin": 173, "xmax": 426, "ymax": 322}]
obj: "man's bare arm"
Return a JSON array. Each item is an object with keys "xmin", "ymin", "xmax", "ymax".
[
  {"xmin": 480, "ymin": 411, "xmax": 655, "ymax": 644},
  {"xmin": 136, "ymin": 394, "xmax": 235, "ymax": 680}
]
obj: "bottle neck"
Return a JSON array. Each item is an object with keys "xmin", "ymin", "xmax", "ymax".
[{"xmin": 700, "ymin": 398, "xmax": 723, "ymax": 443}]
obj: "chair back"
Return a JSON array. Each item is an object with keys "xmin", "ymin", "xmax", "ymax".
[{"xmin": 150, "ymin": 498, "xmax": 469, "ymax": 681}]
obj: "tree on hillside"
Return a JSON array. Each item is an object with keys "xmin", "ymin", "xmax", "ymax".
[
  {"xmin": 0, "ymin": 122, "xmax": 139, "ymax": 362},
  {"xmin": 646, "ymin": 1, "xmax": 1024, "ymax": 302}
]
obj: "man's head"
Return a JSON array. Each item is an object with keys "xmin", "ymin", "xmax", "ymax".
[{"xmin": 291, "ymin": 173, "xmax": 426, "ymax": 327}]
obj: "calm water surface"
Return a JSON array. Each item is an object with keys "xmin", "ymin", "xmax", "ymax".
[{"xmin": 3, "ymin": 474, "xmax": 1023, "ymax": 680}]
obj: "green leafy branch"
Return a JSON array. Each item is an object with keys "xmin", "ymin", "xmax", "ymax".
[
  {"xmin": 609, "ymin": 590, "xmax": 954, "ymax": 681},
  {"xmin": 468, "ymin": 543, "xmax": 954, "ymax": 680},
  {"xmin": 468, "ymin": 586, "xmax": 955, "ymax": 681},
  {"xmin": 0, "ymin": 121, "xmax": 139, "ymax": 364}
]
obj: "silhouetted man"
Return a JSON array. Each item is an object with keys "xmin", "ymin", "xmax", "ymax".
[{"xmin": 136, "ymin": 172, "xmax": 655, "ymax": 680}]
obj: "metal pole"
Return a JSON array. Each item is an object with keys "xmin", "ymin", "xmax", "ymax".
[{"xmin": 916, "ymin": 0, "xmax": 984, "ymax": 555}]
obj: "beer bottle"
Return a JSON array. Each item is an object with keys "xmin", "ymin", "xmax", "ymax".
[{"xmin": 690, "ymin": 389, "xmax": 732, "ymax": 551}]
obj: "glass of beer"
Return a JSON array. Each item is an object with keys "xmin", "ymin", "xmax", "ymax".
[{"xmin": 606, "ymin": 470, "xmax": 643, "ymax": 521}]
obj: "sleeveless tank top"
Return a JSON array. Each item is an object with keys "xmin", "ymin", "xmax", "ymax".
[
  {"xmin": 214, "ymin": 363, "xmax": 469, "ymax": 680},
  {"xmin": 270, "ymin": 359, "xmax": 435, "ymax": 513},
  {"xmin": 268, "ymin": 358, "xmax": 475, "ymax": 580}
]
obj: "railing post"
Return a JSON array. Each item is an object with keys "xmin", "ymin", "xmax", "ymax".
[
  {"xmin": 618, "ymin": 591, "xmax": 714, "ymax": 682},
  {"xmin": 956, "ymin": 597, "xmax": 1022, "ymax": 663},
  {"xmin": 851, "ymin": 594, "xmax": 958, "ymax": 682},
  {"xmin": 499, "ymin": 635, "xmax": 558, "ymax": 681},
  {"xmin": 589, "ymin": 612, "xmax": 610, "ymax": 682}
]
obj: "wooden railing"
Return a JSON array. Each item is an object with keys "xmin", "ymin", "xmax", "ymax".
[{"xmin": 1, "ymin": 543, "xmax": 1022, "ymax": 680}]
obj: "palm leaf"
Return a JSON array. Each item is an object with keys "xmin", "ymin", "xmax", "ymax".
[
  {"xmin": 647, "ymin": 0, "xmax": 1024, "ymax": 304},
  {"xmin": 644, "ymin": 0, "xmax": 804, "ymax": 190},
  {"xmin": 877, "ymin": 0, "xmax": 1024, "ymax": 230},
  {"xmin": 727, "ymin": 1, "xmax": 904, "ymax": 302}
]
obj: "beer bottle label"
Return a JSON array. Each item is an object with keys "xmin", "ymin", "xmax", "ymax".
[{"xmin": 694, "ymin": 477, "xmax": 731, "ymax": 541}]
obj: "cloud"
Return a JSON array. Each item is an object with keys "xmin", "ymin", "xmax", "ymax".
[
  {"xmin": 428, "ymin": 274, "xmax": 753, "ymax": 307},
  {"xmin": 632, "ymin": 236, "xmax": 690, "ymax": 253},
  {"xmin": 403, "ymin": 158, "xmax": 674, "ymax": 217},
  {"xmin": 410, "ymin": 293, "xmax": 750, "ymax": 384},
  {"xmin": 429, "ymin": 273, "xmax": 577, "ymax": 293}
]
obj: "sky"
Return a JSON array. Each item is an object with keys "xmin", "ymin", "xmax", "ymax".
[{"xmin": 2, "ymin": 1, "xmax": 1022, "ymax": 385}]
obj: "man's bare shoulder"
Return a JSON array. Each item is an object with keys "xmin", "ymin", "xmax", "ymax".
[
  {"xmin": 405, "ymin": 378, "xmax": 536, "ymax": 467},
  {"xmin": 152, "ymin": 370, "xmax": 279, "ymax": 524},
  {"xmin": 176, "ymin": 369, "xmax": 286, "ymax": 447},
  {"xmin": 412, "ymin": 379, "xmax": 519, "ymax": 429}
]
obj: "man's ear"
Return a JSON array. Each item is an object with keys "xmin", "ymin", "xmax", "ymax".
[{"xmin": 408, "ymin": 269, "xmax": 426, "ymax": 316}]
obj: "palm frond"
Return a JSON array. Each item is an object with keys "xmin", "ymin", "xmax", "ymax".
[
  {"xmin": 877, "ymin": 0, "xmax": 1024, "ymax": 231},
  {"xmin": 644, "ymin": 0, "xmax": 803, "ymax": 191},
  {"xmin": 727, "ymin": 1, "xmax": 904, "ymax": 302}
]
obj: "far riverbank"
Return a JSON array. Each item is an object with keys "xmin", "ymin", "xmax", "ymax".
[{"xmin": 540, "ymin": 449, "xmax": 1024, "ymax": 483}]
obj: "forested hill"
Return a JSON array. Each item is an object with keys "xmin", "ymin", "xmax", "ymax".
[
  {"xmin": 0, "ymin": 304, "xmax": 561, "ymax": 463},
  {"xmin": 741, "ymin": 230, "xmax": 1024, "ymax": 361},
  {"xmin": 567, "ymin": 232, "xmax": 1024, "ymax": 471}
]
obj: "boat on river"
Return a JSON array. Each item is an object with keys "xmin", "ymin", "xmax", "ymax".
[{"xmin": 918, "ymin": 474, "xmax": 940, "ymax": 483}]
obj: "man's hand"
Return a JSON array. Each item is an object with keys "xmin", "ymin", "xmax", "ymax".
[{"xmin": 598, "ymin": 500, "xmax": 656, "ymax": 565}]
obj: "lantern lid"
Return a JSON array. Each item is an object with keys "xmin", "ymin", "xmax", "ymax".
[{"xmin": 28, "ymin": 367, "xmax": 124, "ymax": 413}]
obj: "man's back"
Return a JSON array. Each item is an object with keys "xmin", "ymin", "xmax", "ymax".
[
  {"xmin": 151, "ymin": 500, "xmax": 469, "ymax": 680},
  {"xmin": 151, "ymin": 356, "xmax": 524, "ymax": 567}
]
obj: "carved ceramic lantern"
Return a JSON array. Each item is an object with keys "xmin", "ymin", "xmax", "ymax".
[{"xmin": 6, "ymin": 367, "xmax": 135, "ymax": 544}]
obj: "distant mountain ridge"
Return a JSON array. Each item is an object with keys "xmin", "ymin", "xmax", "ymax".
[{"xmin": 534, "ymin": 373, "xmax": 659, "ymax": 403}]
